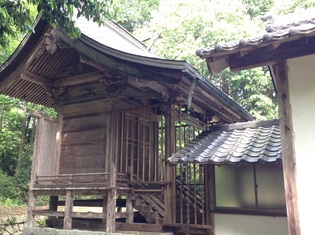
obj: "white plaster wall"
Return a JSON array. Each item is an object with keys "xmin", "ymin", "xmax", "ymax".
[
  {"xmin": 288, "ymin": 55, "xmax": 315, "ymax": 235},
  {"xmin": 214, "ymin": 214, "xmax": 288, "ymax": 235},
  {"xmin": 287, "ymin": 54, "xmax": 315, "ymax": 235}
]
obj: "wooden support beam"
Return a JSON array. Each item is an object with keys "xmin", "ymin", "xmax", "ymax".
[
  {"xmin": 54, "ymin": 71, "xmax": 104, "ymax": 87},
  {"xmin": 205, "ymin": 165, "xmax": 215, "ymax": 235},
  {"xmin": 125, "ymin": 194, "xmax": 134, "ymax": 224},
  {"xmin": 164, "ymin": 105, "xmax": 176, "ymax": 223},
  {"xmin": 273, "ymin": 61, "xmax": 300, "ymax": 235},
  {"xmin": 106, "ymin": 163, "xmax": 117, "ymax": 233},
  {"xmin": 21, "ymin": 71, "xmax": 53, "ymax": 87},
  {"xmin": 102, "ymin": 195, "xmax": 107, "ymax": 230},
  {"xmin": 63, "ymin": 190, "xmax": 73, "ymax": 230},
  {"xmin": 26, "ymin": 190, "xmax": 35, "ymax": 228}
]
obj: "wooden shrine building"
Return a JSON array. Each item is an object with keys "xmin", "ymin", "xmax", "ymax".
[{"xmin": 0, "ymin": 16, "xmax": 255, "ymax": 234}]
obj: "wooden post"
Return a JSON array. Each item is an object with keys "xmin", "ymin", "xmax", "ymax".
[
  {"xmin": 106, "ymin": 163, "xmax": 117, "ymax": 232},
  {"xmin": 205, "ymin": 165, "xmax": 215, "ymax": 235},
  {"xmin": 102, "ymin": 195, "xmax": 108, "ymax": 230},
  {"xmin": 64, "ymin": 190, "xmax": 73, "ymax": 230},
  {"xmin": 164, "ymin": 105, "xmax": 176, "ymax": 223},
  {"xmin": 126, "ymin": 194, "xmax": 134, "ymax": 224},
  {"xmin": 273, "ymin": 61, "xmax": 300, "ymax": 235},
  {"xmin": 105, "ymin": 101, "xmax": 113, "ymax": 173},
  {"xmin": 26, "ymin": 190, "xmax": 35, "ymax": 227}
]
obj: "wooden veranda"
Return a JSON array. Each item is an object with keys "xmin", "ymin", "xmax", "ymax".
[{"xmin": 26, "ymin": 104, "xmax": 213, "ymax": 234}]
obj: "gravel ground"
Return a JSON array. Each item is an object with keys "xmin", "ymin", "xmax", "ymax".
[{"xmin": 0, "ymin": 205, "xmax": 27, "ymax": 217}]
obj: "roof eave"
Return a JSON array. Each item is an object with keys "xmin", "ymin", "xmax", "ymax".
[
  {"xmin": 197, "ymin": 31, "xmax": 315, "ymax": 75},
  {"xmin": 0, "ymin": 19, "xmax": 52, "ymax": 91}
]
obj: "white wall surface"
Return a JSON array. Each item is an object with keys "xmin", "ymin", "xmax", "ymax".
[
  {"xmin": 287, "ymin": 54, "xmax": 315, "ymax": 235},
  {"xmin": 214, "ymin": 214, "xmax": 288, "ymax": 235}
]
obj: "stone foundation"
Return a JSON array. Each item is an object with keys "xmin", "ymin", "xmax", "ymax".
[{"xmin": 0, "ymin": 215, "xmax": 27, "ymax": 235}]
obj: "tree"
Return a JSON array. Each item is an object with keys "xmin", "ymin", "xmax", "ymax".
[
  {"xmin": 0, "ymin": 0, "xmax": 117, "ymax": 47},
  {"xmin": 132, "ymin": 0, "xmax": 313, "ymax": 120},
  {"xmin": 242, "ymin": 0, "xmax": 274, "ymax": 18},
  {"xmin": 134, "ymin": 0, "xmax": 276, "ymax": 120},
  {"xmin": 113, "ymin": 0, "xmax": 160, "ymax": 33},
  {"xmin": 270, "ymin": 0, "xmax": 315, "ymax": 14}
]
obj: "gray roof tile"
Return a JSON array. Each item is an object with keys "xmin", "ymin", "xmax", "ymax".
[
  {"xmin": 196, "ymin": 9, "xmax": 315, "ymax": 58},
  {"xmin": 168, "ymin": 119, "xmax": 281, "ymax": 164}
]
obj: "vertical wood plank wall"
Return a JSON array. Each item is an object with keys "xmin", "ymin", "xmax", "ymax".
[
  {"xmin": 59, "ymin": 114, "xmax": 108, "ymax": 174},
  {"xmin": 33, "ymin": 117, "xmax": 59, "ymax": 179}
]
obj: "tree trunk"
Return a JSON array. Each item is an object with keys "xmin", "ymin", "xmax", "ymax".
[{"xmin": 15, "ymin": 105, "xmax": 29, "ymax": 176}]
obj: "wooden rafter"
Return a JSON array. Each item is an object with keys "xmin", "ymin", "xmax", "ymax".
[{"xmin": 21, "ymin": 71, "xmax": 52, "ymax": 87}]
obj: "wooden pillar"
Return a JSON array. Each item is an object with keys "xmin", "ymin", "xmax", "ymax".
[
  {"xmin": 26, "ymin": 190, "xmax": 35, "ymax": 227},
  {"xmin": 106, "ymin": 163, "xmax": 117, "ymax": 232},
  {"xmin": 126, "ymin": 194, "xmax": 134, "ymax": 224},
  {"xmin": 164, "ymin": 104, "xmax": 176, "ymax": 223},
  {"xmin": 63, "ymin": 190, "xmax": 73, "ymax": 230},
  {"xmin": 204, "ymin": 165, "xmax": 215, "ymax": 235},
  {"xmin": 273, "ymin": 61, "xmax": 300, "ymax": 235},
  {"xmin": 105, "ymin": 101, "xmax": 113, "ymax": 173},
  {"xmin": 102, "ymin": 195, "xmax": 108, "ymax": 230}
]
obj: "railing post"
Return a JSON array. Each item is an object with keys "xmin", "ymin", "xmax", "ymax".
[
  {"xmin": 64, "ymin": 190, "xmax": 73, "ymax": 229},
  {"xmin": 106, "ymin": 163, "xmax": 117, "ymax": 232}
]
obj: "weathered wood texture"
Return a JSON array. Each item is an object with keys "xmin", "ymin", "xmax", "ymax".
[
  {"xmin": 30, "ymin": 116, "xmax": 59, "ymax": 186},
  {"xmin": 164, "ymin": 105, "xmax": 176, "ymax": 223},
  {"xmin": 111, "ymin": 107, "xmax": 163, "ymax": 182},
  {"xmin": 106, "ymin": 163, "xmax": 117, "ymax": 233},
  {"xmin": 59, "ymin": 114, "xmax": 108, "ymax": 174},
  {"xmin": 273, "ymin": 61, "xmax": 300, "ymax": 235},
  {"xmin": 26, "ymin": 190, "xmax": 36, "ymax": 227},
  {"xmin": 64, "ymin": 190, "xmax": 73, "ymax": 229}
]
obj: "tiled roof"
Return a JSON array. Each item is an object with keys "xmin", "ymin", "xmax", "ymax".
[
  {"xmin": 168, "ymin": 119, "xmax": 281, "ymax": 164},
  {"xmin": 196, "ymin": 9, "xmax": 315, "ymax": 58}
]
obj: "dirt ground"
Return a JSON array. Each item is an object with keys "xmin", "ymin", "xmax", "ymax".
[{"xmin": 0, "ymin": 205, "xmax": 27, "ymax": 217}]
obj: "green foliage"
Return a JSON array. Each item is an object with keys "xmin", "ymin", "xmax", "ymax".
[
  {"xmin": 0, "ymin": 95, "xmax": 56, "ymax": 205},
  {"xmin": 133, "ymin": 0, "xmax": 313, "ymax": 121},
  {"xmin": 212, "ymin": 68, "xmax": 278, "ymax": 120},
  {"xmin": 113, "ymin": 0, "xmax": 160, "ymax": 32},
  {"xmin": 243, "ymin": 0, "xmax": 274, "ymax": 18},
  {"xmin": 270, "ymin": 0, "xmax": 315, "ymax": 14},
  {"xmin": 0, "ymin": 0, "xmax": 117, "ymax": 47},
  {"xmin": 134, "ymin": 0, "xmax": 274, "ymax": 120}
]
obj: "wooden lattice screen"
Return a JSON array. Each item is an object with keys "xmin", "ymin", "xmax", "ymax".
[{"xmin": 110, "ymin": 105, "xmax": 166, "ymax": 182}]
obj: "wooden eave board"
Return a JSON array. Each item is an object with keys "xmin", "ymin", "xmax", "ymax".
[{"xmin": 206, "ymin": 32, "xmax": 315, "ymax": 73}]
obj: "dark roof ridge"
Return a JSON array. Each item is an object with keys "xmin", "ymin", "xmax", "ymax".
[{"xmin": 213, "ymin": 119, "xmax": 279, "ymax": 132}]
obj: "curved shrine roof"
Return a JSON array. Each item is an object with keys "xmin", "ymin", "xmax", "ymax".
[{"xmin": 0, "ymin": 16, "xmax": 252, "ymax": 123}]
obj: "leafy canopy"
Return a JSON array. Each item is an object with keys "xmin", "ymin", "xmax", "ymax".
[{"xmin": 0, "ymin": 0, "xmax": 116, "ymax": 47}]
